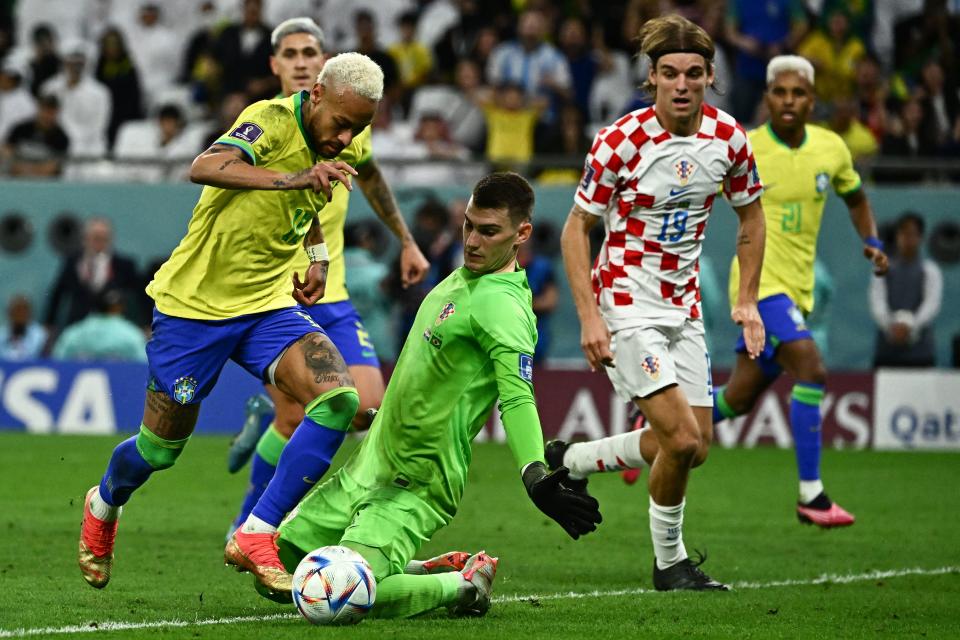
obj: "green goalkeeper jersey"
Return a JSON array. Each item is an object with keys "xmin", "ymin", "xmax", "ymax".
[{"xmin": 343, "ymin": 265, "xmax": 545, "ymax": 522}]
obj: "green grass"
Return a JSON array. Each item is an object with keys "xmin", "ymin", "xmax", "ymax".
[{"xmin": 1, "ymin": 433, "xmax": 958, "ymax": 639}]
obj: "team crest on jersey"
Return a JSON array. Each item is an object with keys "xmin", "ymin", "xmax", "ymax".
[
  {"xmin": 815, "ymin": 172, "xmax": 829, "ymax": 193},
  {"xmin": 519, "ymin": 354, "xmax": 534, "ymax": 383},
  {"xmin": 581, "ymin": 163, "xmax": 596, "ymax": 190},
  {"xmin": 435, "ymin": 302, "xmax": 456, "ymax": 325},
  {"xmin": 674, "ymin": 159, "xmax": 697, "ymax": 186},
  {"xmin": 229, "ymin": 122, "xmax": 263, "ymax": 143},
  {"xmin": 640, "ymin": 355, "xmax": 661, "ymax": 381},
  {"xmin": 172, "ymin": 376, "xmax": 198, "ymax": 404}
]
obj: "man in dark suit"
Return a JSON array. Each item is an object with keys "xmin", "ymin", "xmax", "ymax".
[
  {"xmin": 44, "ymin": 217, "xmax": 139, "ymax": 335},
  {"xmin": 213, "ymin": 0, "xmax": 277, "ymax": 100}
]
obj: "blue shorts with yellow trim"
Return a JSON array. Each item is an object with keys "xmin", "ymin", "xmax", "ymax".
[
  {"xmin": 734, "ymin": 293, "xmax": 812, "ymax": 378},
  {"xmin": 146, "ymin": 306, "xmax": 325, "ymax": 405},
  {"xmin": 305, "ymin": 300, "xmax": 379, "ymax": 368}
]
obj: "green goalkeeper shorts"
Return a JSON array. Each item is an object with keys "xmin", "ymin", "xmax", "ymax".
[{"xmin": 277, "ymin": 467, "xmax": 446, "ymax": 580}]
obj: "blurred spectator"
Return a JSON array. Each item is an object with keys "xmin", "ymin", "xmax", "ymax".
[
  {"xmin": 213, "ymin": 0, "xmax": 277, "ymax": 101},
  {"xmin": 0, "ymin": 295, "xmax": 47, "ymax": 360},
  {"xmin": 95, "ymin": 27, "xmax": 145, "ymax": 148},
  {"xmin": 872, "ymin": 0, "xmax": 925, "ymax": 70},
  {"xmin": 878, "ymin": 97, "xmax": 940, "ymax": 181},
  {"xmin": 385, "ymin": 199, "xmax": 450, "ymax": 348},
  {"xmin": 814, "ymin": 0, "xmax": 874, "ymax": 44},
  {"xmin": 180, "ymin": 0, "xmax": 223, "ymax": 107},
  {"xmin": 797, "ymin": 8, "xmax": 866, "ymax": 102},
  {"xmin": 1, "ymin": 93, "xmax": 68, "ymax": 177},
  {"xmin": 725, "ymin": 0, "xmax": 809, "ymax": 124},
  {"xmin": 409, "ymin": 58, "xmax": 486, "ymax": 152},
  {"xmin": 378, "ymin": 112, "xmax": 470, "ymax": 185},
  {"xmin": 203, "ymin": 92, "xmax": 249, "ymax": 150},
  {"xmin": 40, "ymin": 38, "xmax": 111, "ymax": 158},
  {"xmin": 517, "ymin": 224, "xmax": 558, "ymax": 363},
  {"xmin": 52, "ymin": 288, "xmax": 147, "ymax": 362},
  {"xmin": 588, "ymin": 36, "xmax": 635, "ymax": 126},
  {"xmin": 343, "ymin": 221, "xmax": 392, "ymax": 359},
  {"xmin": 536, "ymin": 102, "xmax": 591, "ymax": 184},
  {"xmin": 894, "ymin": 0, "xmax": 960, "ymax": 80},
  {"xmin": 431, "ymin": 0, "xmax": 487, "ymax": 82},
  {"xmin": 416, "ymin": 0, "xmax": 461, "ymax": 52},
  {"xmin": 0, "ymin": 58, "xmax": 37, "ymax": 144},
  {"xmin": 325, "ymin": 0, "xmax": 416, "ymax": 52},
  {"xmin": 27, "ymin": 24, "xmax": 61, "ymax": 97},
  {"xmin": 123, "ymin": 3, "xmax": 182, "ymax": 108},
  {"xmin": 808, "ymin": 258, "xmax": 835, "ymax": 354},
  {"xmin": 14, "ymin": 1, "xmax": 84, "ymax": 54},
  {"xmin": 44, "ymin": 217, "xmax": 139, "ymax": 333},
  {"xmin": 475, "ymin": 83, "xmax": 546, "ymax": 167},
  {"xmin": 352, "ymin": 10, "xmax": 402, "ymax": 109},
  {"xmin": 114, "ymin": 104, "xmax": 207, "ymax": 181},
  {"xmin": 388, "ymin": 10, "xmax": 434, "ymax": 113},
  {"xmin": 486, "ymin": 9, "xmax": 572, "ymax": 124},
  {"xmin": 917, "ymin": 60, "xmax": 959, "ymax": 150},
  {"xmin": 558, "ymin": 16, "xmax": 598, "ymax": 118},
  {"xmin": 854, "ymin": 54, "xmax": 891, "ymax": 142},
  {"xmin": 827, "ymin": 97, "xmax": 878, "ymax": 161},
  {"xmin": 870, "ymin": 211, "xmax": 943, "ymax": 367}
]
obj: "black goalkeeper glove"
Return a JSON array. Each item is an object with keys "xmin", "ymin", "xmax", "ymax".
[{"xmin": 522, "ymin": 462, "xmax": 602, "ymax": 540}]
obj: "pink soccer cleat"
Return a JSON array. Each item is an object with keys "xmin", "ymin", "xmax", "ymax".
[
  {"xmin": 797, "ymin": 501, "xmax": 856, "ymax": 528},
  {"xmin": 422, "ymin": 551, "xmax": 472, "ymax": 574},
  {"xmin": 225, "ymin": 529, "xmax": 293, "ymax": 596},
  {"xmin": 449, "ymin": 551, "xmax": 499, "ymax": 617},
  {"xmin": 78, "ymin": 486, "xmax": 119, "ymax": 589}
]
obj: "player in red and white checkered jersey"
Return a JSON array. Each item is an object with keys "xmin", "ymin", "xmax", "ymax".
[{"xmin": 546, "ymin": 15, "xmax": 767, "ymax": 592}]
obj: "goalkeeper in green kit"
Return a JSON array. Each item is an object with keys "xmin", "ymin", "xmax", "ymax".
[{"xmin": 270, "ymin": 172, "xmax": 602, "ymax": 618}]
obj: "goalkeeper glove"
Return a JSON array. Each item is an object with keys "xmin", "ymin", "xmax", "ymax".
[{"xmin": 522, "ymin": 462, "xmax": 602, "ymax": 540}]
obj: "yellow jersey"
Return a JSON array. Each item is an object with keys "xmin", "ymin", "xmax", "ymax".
[
  {"xmin": 729, "ymin": 123, "xmax": 861, "ymax": 314},
  {"xmin": 147, "ymin": 91, "xmax": 367, "ymax": 319}
]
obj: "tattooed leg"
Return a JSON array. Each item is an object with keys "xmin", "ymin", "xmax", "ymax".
[{"xmin": 272, "ymin": 332, "xmax": 354, "ymax": 405}]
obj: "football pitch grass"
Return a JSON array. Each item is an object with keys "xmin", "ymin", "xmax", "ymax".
[{"xmin": 1, "ymin": 433, "xmax": 958, "ymax": 639}]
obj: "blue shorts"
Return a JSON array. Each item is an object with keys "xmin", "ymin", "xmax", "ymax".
[
  {"xmin": 305, "ymin": 300, "xmax": 379, "ymax": 368},
  {"xmin": 147, "ymin": 307, "xmax": 325, "ymax": 405},
  {"xmin": 734, "ymin": 293, "xmax": 812, "ymax": 378}
]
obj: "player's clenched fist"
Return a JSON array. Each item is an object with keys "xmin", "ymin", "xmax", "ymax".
[{"xmin": 522, "ymin": 462, "xmax": 602, "ymax": 540}]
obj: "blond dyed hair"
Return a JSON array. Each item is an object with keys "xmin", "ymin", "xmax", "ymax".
[{"xmin": 318, "ymin": 52, "xmax": 384, "ymax": 101}]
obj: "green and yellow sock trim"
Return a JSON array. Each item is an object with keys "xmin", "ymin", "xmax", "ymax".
[
  {"xmin": 135, "ymin": 424, "xmax": 190, "ymax": 469},
  {"xmin": 791, "ymin": 383, "xmax": 825, "ymax": 407},
  {"xmin": 716, "ymin": 388, "xmax": 738, "ymax": 419},
  {"xmin": 255, "ymin": 423, "xmax": 289, "ymax": 466}
]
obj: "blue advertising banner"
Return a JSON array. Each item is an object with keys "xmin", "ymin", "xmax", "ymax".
[{"xmin": 0, "ymin": 359, "xmax": 263, "ymax": 434}]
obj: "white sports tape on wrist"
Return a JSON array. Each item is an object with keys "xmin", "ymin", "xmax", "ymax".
[{"xmin": 306, "ymin": 243, "xmax": 329, "ymax": 263}]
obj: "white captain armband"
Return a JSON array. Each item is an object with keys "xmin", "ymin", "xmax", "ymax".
[{"xmin": 306, "ymin": 243, "xmax": 329, "ymax": 263}]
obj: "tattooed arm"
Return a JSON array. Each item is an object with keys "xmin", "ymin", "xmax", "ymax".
[
  {"xmin": 356, "ymin": 159, "xmax": 429, "ymax": 287},
  {"xmin": 189, "ymin": 144, "xmax": 357, "ymax": 199},
  {"xmin": 731, "ymin": 197, "xmax": 766, "ymax": 358}
]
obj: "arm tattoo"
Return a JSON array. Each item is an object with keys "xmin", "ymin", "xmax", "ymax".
[
  {"xmin": 143, "ymin": 390, "xmax": 199, "ymax": 439},
  {"xmin": 361, "ymin": 164, "xmax": 411, "ymax": 242},
  {"xmin": 737, "ymin": 233, "xmax": 751, "ymax": 246},
  {"xmin": 300, "ymin": 334, "xmax": 352, "ymax": 386},
  {"xmin": 218, "ymin": 158, "xmax": 242, "ymax": 171}
]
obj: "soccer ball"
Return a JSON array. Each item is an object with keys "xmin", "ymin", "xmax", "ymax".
[{"xmin": 292, "ymin": 546, "xmax": 377, "ymax": 625}]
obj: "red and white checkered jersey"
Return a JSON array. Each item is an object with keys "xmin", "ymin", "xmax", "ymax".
[{"xmin": 575, "ymin": 103, "xmax": 762, "ymax": 330}]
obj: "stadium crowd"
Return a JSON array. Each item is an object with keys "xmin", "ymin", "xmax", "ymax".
[{"xmin": 0, "ymin": 0, "xmax": 958, "ymax": 182}]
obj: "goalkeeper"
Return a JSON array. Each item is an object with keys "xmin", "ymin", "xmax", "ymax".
[{"xmin": 269, "ymin": 172, "xmax": 602, "ymax": 618}]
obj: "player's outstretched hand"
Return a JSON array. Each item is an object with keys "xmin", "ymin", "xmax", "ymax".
[
  {"xmin": 581, "ymin": 314, "xmax": 614, "ymax": 372},
  {"xmin": 293, "ymin": 261, "xmax": 328, "ymax": 306},
  {"xmin": 864, "ymin": 245, "xmax": 889, "ymax": 276},
  {"xmin": 523, "ymin": 462, "xmax": 602, "ymax": 540},
  {"xmin": 399, "ymin": 242, "xmax": 430, "ymax": 288},
  {"xmin": 731, "ymin": 302, "xmax": 765, "ymax": 360},
  {"xmin": 292, "ymin": 161, "xmax": 358, "ymax": 199}
]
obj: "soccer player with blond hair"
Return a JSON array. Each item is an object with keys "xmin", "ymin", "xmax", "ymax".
[
  {"xmin": 78, "ymin": 53, "xmax": 387, "ymax": 598},
  {"xmin": 550, "ymin": 14, "xmax": 766, "ymax": 590},
  {"xmin": 714, "ymin": 55, "xmax": 887, "ymax": 527},
  {"xmin": 224, "ymin": 17, "xmax": 429, "ymax": 542}
]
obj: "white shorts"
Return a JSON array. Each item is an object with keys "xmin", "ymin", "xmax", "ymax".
[{"xmin": 606, "ymin": 320, "xmax": 713, "ymax": 407}]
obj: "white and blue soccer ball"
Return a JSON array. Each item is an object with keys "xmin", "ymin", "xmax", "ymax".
[{"xmin": 292, "ymin": 545, "xmax": 377, "ymax": 625}]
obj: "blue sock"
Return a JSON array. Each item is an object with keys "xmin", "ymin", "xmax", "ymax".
[
  {"xmin": 99, "ymin": 436, "xmax": 155, "ymax": 507},
  {"xmin": 790, "ymin": 383, "xmax": 825, "ymax": 481},
  {"xmin": 232, "ymin": 453, "xmax": 277, "ymax": 530},
  {"xmin": 251, "ymin": 417, "xmax": 347, "ymax": 527}
]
